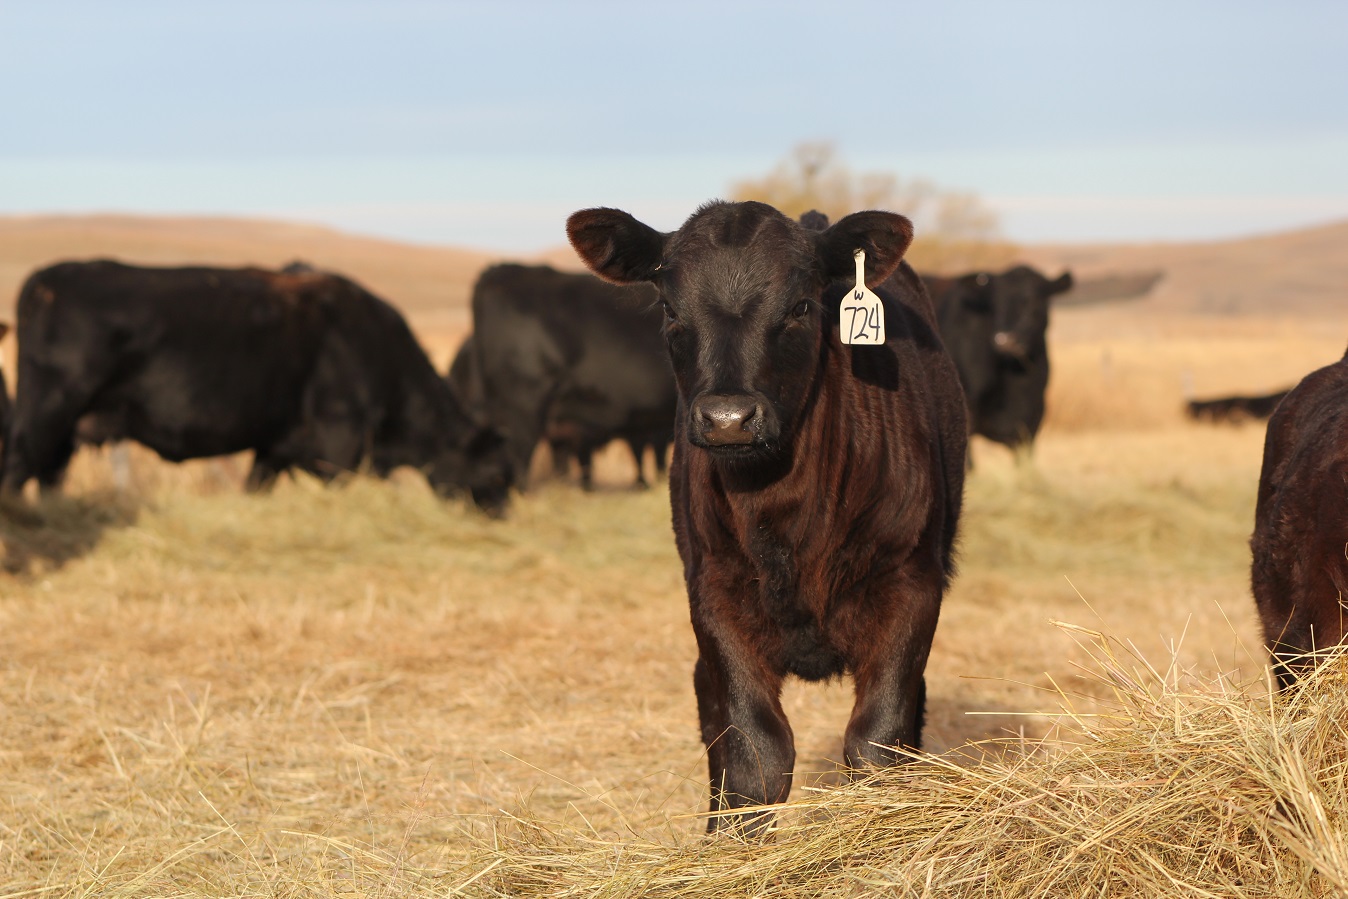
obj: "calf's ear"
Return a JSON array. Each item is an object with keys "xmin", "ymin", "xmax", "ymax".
[
  {"xmin": 815, "ymin": 211, "xmax": 913, "ymax": 287},
  {"xmin": 567, "ymin": 208, "xmax": 667, "ymax": 284},
  {"xmin": 1051, "ymin": 271, "xmax": 1074, "ymax": 294}
]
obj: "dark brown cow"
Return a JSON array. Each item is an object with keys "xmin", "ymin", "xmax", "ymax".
[
  {"xmin": 567, "ymin": 201, "xmax": 966, "ymax": 832},
  {"xmin": 1250, "ymin": 348, "xmax": 1348, "ymax": 691}
]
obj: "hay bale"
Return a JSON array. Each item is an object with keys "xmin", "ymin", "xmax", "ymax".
[{"xmin": 467, "ymin": 629, "xmax": 1348, "ymax": 898}]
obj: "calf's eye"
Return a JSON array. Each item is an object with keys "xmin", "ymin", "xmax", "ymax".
[
  {"xmin": 661, "ymin": 300, "xmax": 677, "ymax": 321},
  {"xmin": 791, "ymin": 300, "xmax": 811, "ymax": 318}
]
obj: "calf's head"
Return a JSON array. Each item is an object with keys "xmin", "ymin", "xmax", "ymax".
[{"xmin": 567, "ymin": 201, "xmax": 912, "ymax": 462}]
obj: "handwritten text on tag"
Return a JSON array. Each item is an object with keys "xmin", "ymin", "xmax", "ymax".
[{"xmin": 840, "ymin": 248, "xmax": 885, "ymax": 345}]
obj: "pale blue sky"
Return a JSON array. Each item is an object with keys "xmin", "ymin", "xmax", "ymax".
[{"xmin": 2, "ymin": 1, "xmax": 1345, "ymax": 250}]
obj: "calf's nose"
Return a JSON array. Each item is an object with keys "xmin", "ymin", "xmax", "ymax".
[{"xmin": 693, "ymin": 394, "xmax": 760, "ymax": 446}]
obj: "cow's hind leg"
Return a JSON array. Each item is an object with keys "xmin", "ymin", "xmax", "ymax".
[
  {"xmin": 548, "ymin": 439, "xmax": 573, "ymax": 480},
  {"xmin": 576, "ymin": 444, "xmax": 595, "ymax": 491},
  {"xmin": 625, "ymin": 437, "xmax": 649, "ymax": 488},
  {"xmin": 652, "ymin": 438, "xmax": 669, "ymax": 479},
  {"xmin": 693, "ymin": 643, "xmax": 794, "ymax": 834}
]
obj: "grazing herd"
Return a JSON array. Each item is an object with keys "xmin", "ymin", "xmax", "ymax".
[
  {"xmin": 0, "ymin": 200, "xmax": 1343, "ymax": 833},
  {"xmin": 0, "ymin": 260, "xmax": 513, "ymax": 514}
]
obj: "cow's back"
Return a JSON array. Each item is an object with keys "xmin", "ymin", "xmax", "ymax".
[
  {"xmin": 11, "ymin": 261, "xmax": 331, "ymax": 459},
  {"xmin": 473, "ymin": 263, "xmax": 663, "ymax": 373}
]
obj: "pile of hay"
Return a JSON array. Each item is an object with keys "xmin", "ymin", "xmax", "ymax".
[{"xmin": 468, "ymin": 629, "xmax": 1348, "ymax": 898}]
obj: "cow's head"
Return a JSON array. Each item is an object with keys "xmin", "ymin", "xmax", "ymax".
[
  {"xmin": 987, "ymin": 266, "xmax": 1073, "ymax": 363},
  {"xmin": 425, "ymin": 424, "xmax": 512, "ymax": 518},
  {"xmin": 567, "ymin": 201, "xmax": 912, "ymax": 463},
  {"xmin": 464, "ymin": 426, "xmax": 513, "ymax": 517},
  {"xmin": 413, "ymin": 373, "xmax": 513, "ymax": 517}
]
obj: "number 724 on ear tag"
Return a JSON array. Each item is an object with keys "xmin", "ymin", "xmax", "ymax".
[{"xmin": 840, "ymin": 248, "xmax": 885, "ymax": 345}]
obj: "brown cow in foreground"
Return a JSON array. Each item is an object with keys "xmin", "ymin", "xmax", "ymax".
[
  {"xmin": 1251, "ymin": 347, "xmax": 1348, "ymax": 691},
  {"xmin": 567, "ymin": 201, "xmax": 967, "ymax": 832}
]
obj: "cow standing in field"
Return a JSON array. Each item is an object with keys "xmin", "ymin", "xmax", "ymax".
[
  {"xmin": 923, "ymin": 266, "xmax": 1072, "ymax": 460},
  {"xmin": 568, "ymin": 201, "xmax": 966, "ymax": 832},
  {"xmin": 466, "ymin": 263, "xmax": 676, "ymax": 490},
  {"xmin": 0, "ymin": 260, "xmax": 512, "ymax": 514},
  {"xmin": 1250, "ymin": 348, "xmax": 1348, "ymax": 691}
]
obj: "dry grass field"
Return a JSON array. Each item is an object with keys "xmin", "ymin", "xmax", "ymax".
[{"xmin": 1, "ymin": 215, "xmax": 1346, "ymax": 896}]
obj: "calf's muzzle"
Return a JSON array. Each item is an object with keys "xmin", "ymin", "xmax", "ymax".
[{"xmin": 692, "ymin": 394, "xmax": 762, "ymax": 447}]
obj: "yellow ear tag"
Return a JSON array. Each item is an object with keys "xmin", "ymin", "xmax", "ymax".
[{"xmin": 840, "ymin": 249, "xmax": 885, "ymax": 345}]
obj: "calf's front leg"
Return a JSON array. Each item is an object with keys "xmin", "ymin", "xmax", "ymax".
[{"xmin": 692, "ymin": 631, "xmax": 794, "ymax": 834}]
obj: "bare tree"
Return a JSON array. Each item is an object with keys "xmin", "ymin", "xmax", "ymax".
[{"xmin": 729, "ymin": 142, "xmax": 1015, "ymax": 272}]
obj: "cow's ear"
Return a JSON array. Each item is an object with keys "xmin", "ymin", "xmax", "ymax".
[
  {"xmin": 567, "ymin": 208, "xmax": 667, "ymax": 285},
  {"xmin": 815, "ymin": 211, "xmax": 914, "ymax": 287},
  {"xmin": 1050, "ymin": 271, "xmax": 1074, "ymax": 294}
]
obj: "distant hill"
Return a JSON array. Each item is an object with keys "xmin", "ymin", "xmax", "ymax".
[
  {"xmin": 542, "ymin": 218, "xmax": 1348, "ymax": 319},
  {"xmin": 0, "ymin": 215, "xmax": 499, "ymax": 332},
  {"xmin": 1, "ymin": 214, "xmax": 1344, "ymax": 332},
  {"xmin": 1019, "ymin": 219, "xmax": 1348, "ymax": 318}
]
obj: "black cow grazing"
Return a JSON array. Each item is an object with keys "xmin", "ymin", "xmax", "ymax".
[
  {"xmin": 568, "ymin": 201, "xmax": 966, "ymax": 833},
  {"xmin": 449, "ymin": 333, "xmax": 619, "ymax": 486},
  {"xmin": 923, "ymin": 265, "xmax": 1073, "ymax": 458},
  {"xmin": 0, "ymin": 260, "xmax": 512, "ymax": 514},
  {"xmin": 1187, "ymin": 389, "xmax": 1289, "ymax": 424},
  {"xmin": 466, "ymin": 263, "xmax": 676, "ymax": 490},
  {"xmin": 448, "ymin": 334, "xmax": 604, "ymax": 485},
  {"xmin": 1250, "ymin": 349, "xmax": 1348, "ymax": 691}
]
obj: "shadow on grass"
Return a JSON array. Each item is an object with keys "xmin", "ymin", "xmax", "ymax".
[
  {"xmin": 792, "ymin": 695, "xmax": 1062, "ymax": 792},
  {"xmin": 0, "ymin": 490, "xmax": 140, "ymax": 575}
]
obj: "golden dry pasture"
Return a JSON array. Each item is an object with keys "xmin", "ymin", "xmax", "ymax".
[{"xmin": 1, "ymin": 215, "xmax": 1346, "ymax": 896}]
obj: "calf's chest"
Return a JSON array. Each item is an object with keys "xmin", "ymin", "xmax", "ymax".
[{"xmin": 743, "ymin": 527, "xmax": 847, "ymax": 682}]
